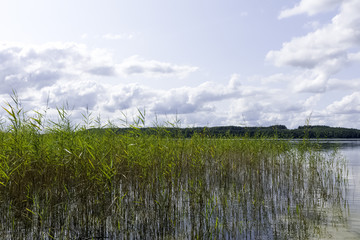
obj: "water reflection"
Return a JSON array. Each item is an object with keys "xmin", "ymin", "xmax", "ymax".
[
  {"xmin": 337, "ymin": 140, "xmax": 360, "ymax": 238},
  {"xmin": 303, "ymin": 139, "xmax": 360, "ymax": 239}
]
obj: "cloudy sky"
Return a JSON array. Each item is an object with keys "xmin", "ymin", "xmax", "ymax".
[{"xmin": 1, "ymin": 0, "xmax": 360, "ymax": 129}]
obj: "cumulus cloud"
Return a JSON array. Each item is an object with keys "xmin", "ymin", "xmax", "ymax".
[
  {"xmin": 268, "ymin": 0, "xmax": 360, "ymax": 93},
  {"xmin": 0, "ymin": 43, "xmax": 198, "ymax": 92},
  {"xmin": 266, "ymin": 20, "xmax": 358, "ymax": 69},
  {"xmin": 0, "ymin": 42, "xmax": 116, "ymax": 93},
  {"xmin": 225, "ymin": 82, "xmax": 309, "ymax": 127},
  {"xmin": 42, "ymin": 80, "xmax": 105, "ymax": 110},
  {"xmin": 328, "ymin": 77, "xmax": 360, "ymax": 91},
  {"xmin": 290, "ymin": 70, "xmax": 329, "ymax": 93},
  {"xmin": 349, "ymin": 52, "xmax": 360, "ymax": 62},
  {"xmin": 117, "ymin": 55, "xmax": 198, "ymax": 78},
  {"xmin": 87, "ymin": 66, "xmax": 115, "ymax": 76},
  {"xmin": 0, "ymin": 41, "xmax": 199, "ymax": 97},
  {"xmin": 326, "ymin": 92, "xmax": 360, "ymax": 114},
  {"xmin": 1, "ymin": 40, "xmax": 358, "ymax": 129},
  {"xmin": 151, "ymin": 79, "xmax": 243, "ymax": 115},
  {"xmin": 100, "ymin": 75, "xmax": 244, "ymax": 117},
  {"xmin": 0, "ymin": 42, "xmax": 203, "ymax": 125},
  {"xmin": 279, "ymin": 0, "xmax": 343, "ymax": 19},
  {"xmin": 102, "ymin": 84, "xmax": 156, "ymax": 112}
]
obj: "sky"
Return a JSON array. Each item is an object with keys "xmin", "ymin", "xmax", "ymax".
[{"xmin": 0, "ymin": 0, "xmax": 360, "ymax": 129}]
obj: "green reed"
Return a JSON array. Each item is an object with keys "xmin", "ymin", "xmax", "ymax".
[{"xmin": 0, "ymin": 95, "xmax": 349, "ymax": 239}]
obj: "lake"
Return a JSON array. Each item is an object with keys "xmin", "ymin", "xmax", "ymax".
[{"xmin": 330, "ymin": 139, "xmax": 360, "ymax": 239}]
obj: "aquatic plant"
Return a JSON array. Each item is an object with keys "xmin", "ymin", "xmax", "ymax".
[{"xmin": 0, "ymin": 94, "xmax": 348, "ymax": 239}]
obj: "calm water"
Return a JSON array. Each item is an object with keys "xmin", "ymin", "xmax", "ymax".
[{"xmin": 319, "ymin": 139, "xmax": 360, "ymax": 239}]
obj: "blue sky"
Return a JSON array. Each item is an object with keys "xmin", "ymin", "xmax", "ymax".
[{"xmin": 1, "ymin": 0, "xmax": 360, "ymax": 128}]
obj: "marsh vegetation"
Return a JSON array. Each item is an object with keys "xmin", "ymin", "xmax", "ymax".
[{"xmin": 0, "ymin": 94, "xmax": 349, "ymax": 239}]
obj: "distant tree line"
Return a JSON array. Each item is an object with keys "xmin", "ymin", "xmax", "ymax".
[{"xmin": 90, "ymin": 125, "xmax": 360, "ymax": 138}]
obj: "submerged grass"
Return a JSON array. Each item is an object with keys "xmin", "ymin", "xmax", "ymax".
[{"xmin": 0, "ymin": 94, "xmax": 348, "ymax": 239}]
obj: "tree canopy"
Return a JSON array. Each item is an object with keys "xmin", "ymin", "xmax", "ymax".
[{"xmin": 92, "ymin": 125, "xmax": 360, "ymax": 139}]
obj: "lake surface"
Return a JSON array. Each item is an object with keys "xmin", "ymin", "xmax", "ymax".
[{"xmin": 318, "ymin": 139, "xmax": 360, "ymax": 239}]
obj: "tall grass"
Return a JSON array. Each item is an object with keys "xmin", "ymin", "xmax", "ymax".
[{"xmin": 0, "ymin": 94, "xmax": 348, "ymax": 239}]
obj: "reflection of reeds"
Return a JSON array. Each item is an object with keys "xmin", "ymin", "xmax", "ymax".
[{"xmin": 0, "ymin": 94, "xmax": 348, "ymax": 239}]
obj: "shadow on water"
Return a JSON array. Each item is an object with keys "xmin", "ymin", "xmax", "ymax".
[{"xmin": 0, "ymin": 137, "xmax": 349, "ymax": 239}]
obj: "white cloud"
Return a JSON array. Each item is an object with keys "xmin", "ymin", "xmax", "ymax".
[
  {"xmin": 266, "ymin": 25, "xmax": 355, "ymax": 70},
  {"xmin": 268, "ymin": 0, "xmax": 360, "ymax": 93},
  {"xmin": 0, "ymin": 42, "xmax": 199, "ymax": 96},
  {"xmin": 87, "ymin": 66, "xmax": 115, "ymax": 76},
  {"xmin": 43, "ymin": 80, "xmax": 105, "ymax": 110},
  {"xmin": 117, "ymin": 55, "xmax": 198, "ymax": 78},
  {"xmin": 291, "ymin": 70, "xmax": 328, "ymax": 93},
  {"xmin": 326, "ymin": 92, "xmax": 360, "ymax": 114},
  {"xmin": 279, "ymin": 0, "xmax": 343, "ymax": 19},
  {"xmin": 274, "ymin": 0, "xmax": 360, "ymax": 68},
  {"xmin": 1, "ymin": 40, "xmax": 359, "ymax": 129},
  {"xmin": 349, "ymin": 51, "xmax": 360, "ymax": 62},
  {"xmin": 0, "ymin": 42, "xmax": 202, "ymax": 126},
  {"xmin": 228, "ymin": 74, "xmax": 242, "ymax": 90},
  {"xmin": 150, "ymin": 78, "xmax": 243, "ymax": 115},
  {"xmin": 0, "ymin": 42, "xmax": 117, "ymax": 94},
  {"xmin": 101, "ymin": 83, "xmax": 156, "ymax": 113},
  {"xmin": 328, "ymin": 77, "xmax": 360, "ymax": 91},
  {"xmin": 225, "ymin": 82, "xmax": 313, "ymax": 127}
]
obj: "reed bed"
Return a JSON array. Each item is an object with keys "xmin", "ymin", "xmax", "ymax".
[{"xmin": 0, "ymin": 95, "xmax": 348, "ymax": 239}]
